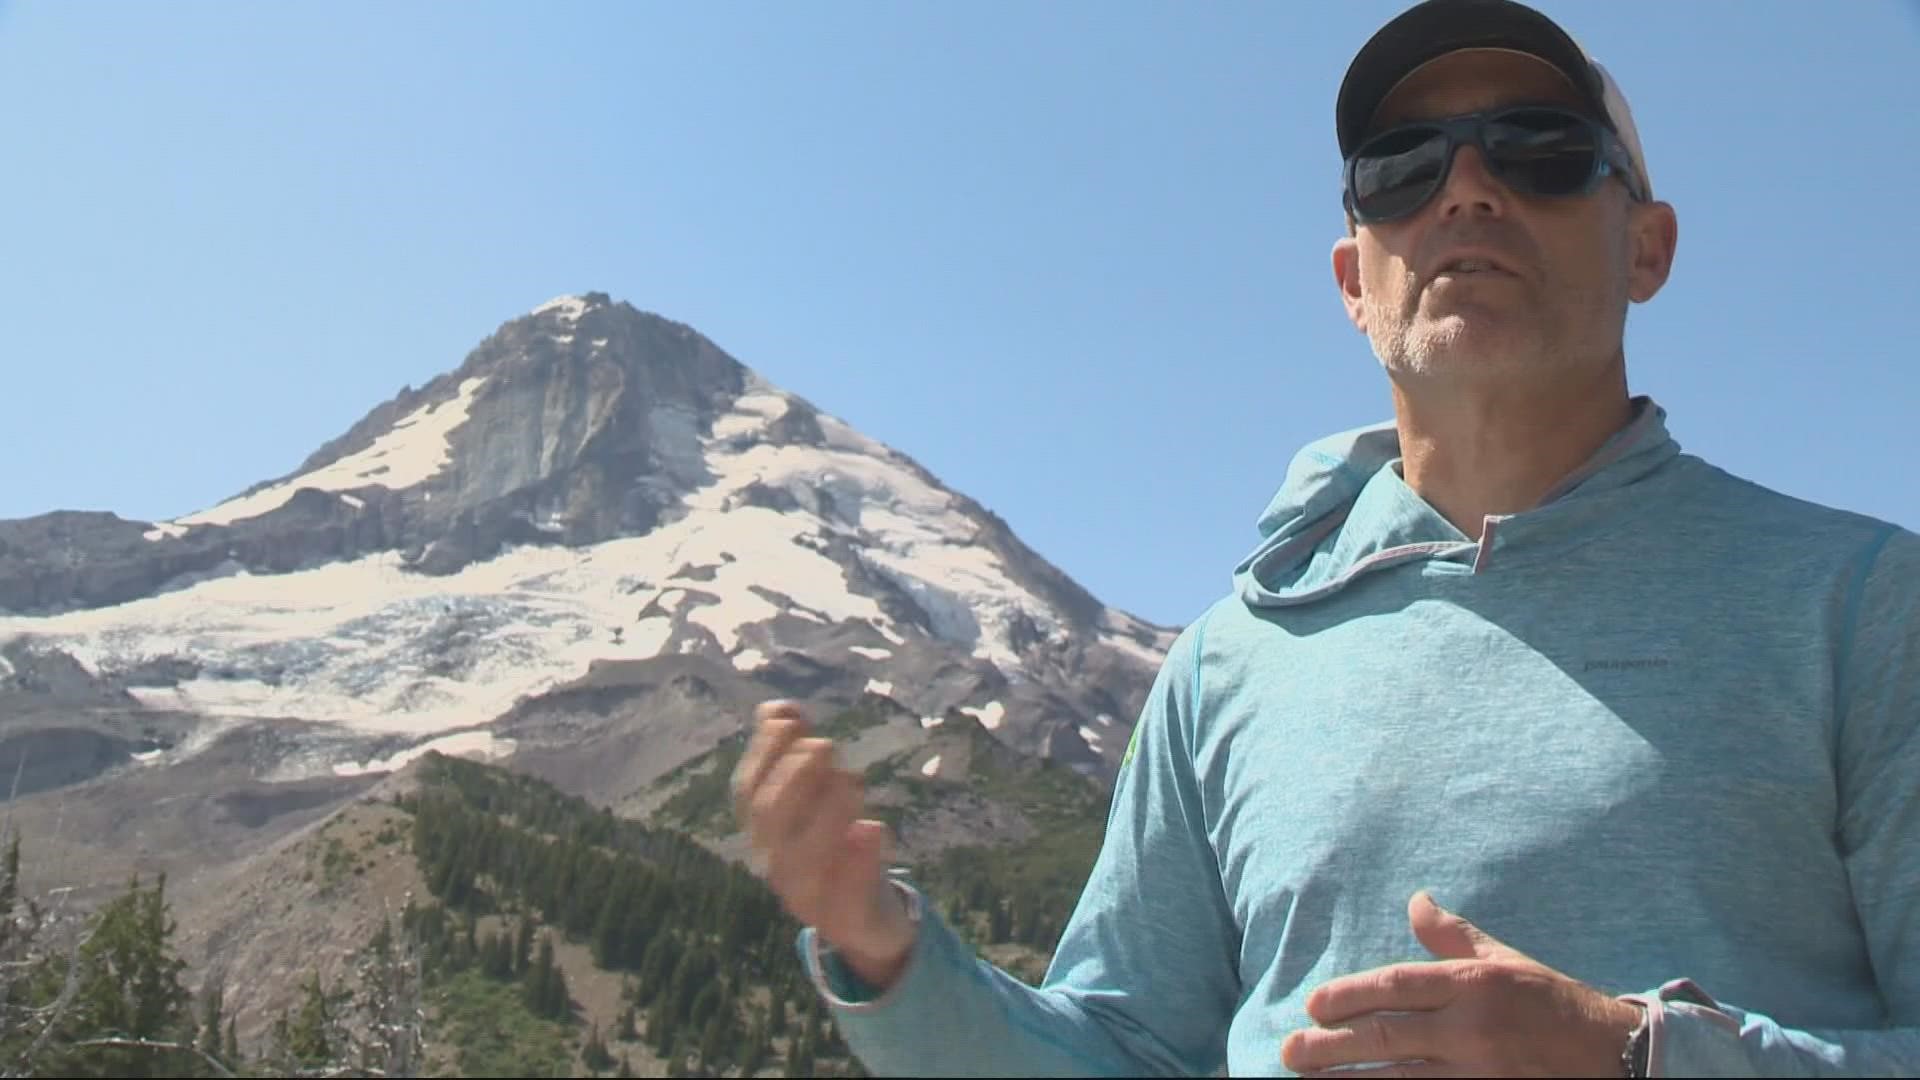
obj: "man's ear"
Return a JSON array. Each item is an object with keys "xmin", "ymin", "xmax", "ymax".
[
  {"xmin": 1627, "ymin": 200, "xmax": 1678, "ymax": 303},
  {"xmin": 1332, "ymin": 236, "xmax": 1368, "ymax": 333}
]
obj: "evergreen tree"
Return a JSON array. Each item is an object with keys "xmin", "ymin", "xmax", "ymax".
[
  {"xmin": 582, "ymin": 1021, "xmax": 615, "ymax": 1074},
  {"xmin": 665, "ymin": 945, "xmax": 713, "ymax": 1023},
  {"xmin": 689, "ymin": 981, "xmax": 722, "ymax": 1030},
  {"xmin": 591, "ymin": 893, "xmax": 622, "ymax": 967},
  {"xmin": 0, "ymin": 829, "xmax": 18, "ymax": 949},
  {"xmin": 463, "ymin": 907, "xmax": 479, "ymax": 948},
  {"xmin": 787, "ymin": 1028, "xmax": 816, "ymax": 1078},
  {"xmin": 739, "ymin": 1018, "xmax": 770, "ymax": 1078},
  {"xmin": 616, "ymin": 1003, "xmax": 639, "ymax": 1042},
  {"xmin": 622, "ymin": 906, "xmax": 655, "ymax": 971},
  {"xmin": 988, "ymin": 896, "xmax": 1013, "ymax": 944},
  {"xmin": 28, "ymin": 873, "xmax": 198, "ymax": 1077},
  {"xmin": 283, "ymin": 972, "xmax": 336, "ymax": 1068},
  {"xmin": 525, "ymin": 933, "xmax": 567, "ymax": 1019},
  {"xmin": 514, "ymin": 910, "xmax": 536, "ymax": 977},
  {"xmin": 267, "ymin": 1011, "xmax": 293, "ymax": 1072},
  {"xmin": 546, "ymin": 962, "xmax": 572, "ymax": 1022},
  {"xmin": 698, "ymin": 1008, "xmax": 730, "ymax": 1073},
  {"xmin": 769, "ymin": 991, "xmax": 788, "ymax": 1037},
  {"xmin": 477, "ymin": 928, "xmax": 501, "ymax": 980},
  {"xmin": 647, "ymin": 1002, "xmax": 677, "ymax": 1053},
  {"xmin": 615, "ymin": 1051, "xmax": 636, "ymax": 1078},
  {"xmin": 638, "ymin": 933, "xmax": 679, "ymax": 1007},
  {"xmin": 196, "ymin": 980, "xmax": 225, "ymax": 1060}
]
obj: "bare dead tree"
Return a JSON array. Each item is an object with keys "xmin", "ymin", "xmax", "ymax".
[
  {"xmin": 2, "ymin": 885, "xmax": 95, "ymax": 1078},
  {"xmin": 347, "ymin": 903, "xmax": 425, "ymax": 1078}
]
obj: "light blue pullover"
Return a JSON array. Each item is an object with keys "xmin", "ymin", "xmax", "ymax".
[{"xmin": 799, "ymin": 399, "xmax": 1920, "ymax": 1077}]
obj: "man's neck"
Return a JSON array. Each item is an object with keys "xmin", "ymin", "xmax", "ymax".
[{"xmin": 1391, "ymin": 361, "xmax": 1633, "ymax": 541}]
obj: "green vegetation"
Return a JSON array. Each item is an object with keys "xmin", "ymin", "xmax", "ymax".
[
  {"xmin": 0, "ymin": 704, "xmax": 1109, "ymax": 1078},
  {"xmin": 402, "ymin": 752, "xmax": 867, "ymax": 1077},
  {"xmin": 647, "ymin": 700, "xmax": 1113, "ymax": 985},
  {"xmin": 435, "ymin": 969, "xmax": 574, "ymax": 1078},
  {"xmin": 655, "ymin": 734, "xmax": 746, "ymax": 836},
  {"xmin": 654, "ymin": 701, "xmax": 896, "ymax": 838},
  {"xmin": 0, "ymin": 847, "xmax": 207, "ymax": 1077}
]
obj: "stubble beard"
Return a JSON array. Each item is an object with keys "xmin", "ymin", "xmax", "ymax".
[{"xmin": 1364, "ymin": 281, "xmax": 1596, "ymax": 384}]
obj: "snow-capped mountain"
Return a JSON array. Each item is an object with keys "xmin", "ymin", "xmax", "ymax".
[{"xmin": 0, "ymin": 293, "xmax": 1172, "ymax": 794}]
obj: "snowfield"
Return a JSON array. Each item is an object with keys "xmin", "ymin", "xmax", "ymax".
[{"xmin": 0, "ymin": 319, "xmax": 1167, "ymax": 754}]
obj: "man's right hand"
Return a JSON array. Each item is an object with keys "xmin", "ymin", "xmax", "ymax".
[{"xmin": 733, "ymin": 699, "xmax": 917, "ymax": 992}]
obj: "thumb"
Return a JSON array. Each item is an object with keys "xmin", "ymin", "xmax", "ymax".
[{"xmin": 1409, "ymin": 890, "xmax": 1529, "ymax": 963}]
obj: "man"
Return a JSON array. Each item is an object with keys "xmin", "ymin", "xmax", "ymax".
[{"xmin": 731, "ymin": 0, "xmax": 1920, "ymax": 1075}]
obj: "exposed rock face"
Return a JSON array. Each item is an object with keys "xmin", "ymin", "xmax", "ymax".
[
  {"xmin": 0, "ymin": 294, "xmax": 751, "ymax": 611},
  {"xmin": 0, "ymin": 292, "xmax": 1175, "ymax": 804}
]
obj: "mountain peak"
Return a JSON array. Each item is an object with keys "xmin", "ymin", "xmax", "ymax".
[
  {"xmin": 0, "ymin": 293, "xmax": 1172, "ymax": 777},
  {"xmin": 529, "ymin": 293, "xmax": 598, "ymax": 322}
]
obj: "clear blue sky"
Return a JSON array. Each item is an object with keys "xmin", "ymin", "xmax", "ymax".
[{"xmin": 3, "ymin": 1, "xmax": 1916, "ymax": 628}]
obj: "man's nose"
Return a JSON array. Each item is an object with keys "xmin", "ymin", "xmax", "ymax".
[{"xmin": 1435, "ymin": 145, "xmax": 1509, "ymax": 220}]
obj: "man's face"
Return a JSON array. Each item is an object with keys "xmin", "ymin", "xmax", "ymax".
[{"xmin": 1331, "ymin": 50, "xmax": 1676, "ymax": 384}]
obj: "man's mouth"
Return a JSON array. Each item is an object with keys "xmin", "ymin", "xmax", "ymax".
[{"xmin": 1434, "ymin": 257, "xmax": 1507, "ymax": 275}]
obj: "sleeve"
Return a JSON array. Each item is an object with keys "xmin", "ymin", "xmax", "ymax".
[
  {"xmin": 1621, "ymin": 526, "xmax": 1920, "ymax": 1078},
  {"xmin": 796, "ymin": 613, "xmax": 1244, "ymax": 1077}
]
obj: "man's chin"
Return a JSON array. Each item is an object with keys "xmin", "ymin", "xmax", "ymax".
[{"xmin": 1385, "ymin": 325, "xmax": 1531, "ymax": 377}]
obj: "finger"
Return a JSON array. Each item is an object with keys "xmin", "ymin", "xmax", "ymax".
[
  {"xmin": 745, "ymin": 737, "xmax": 835, "ymax": 853},
  {"xmin": 845, "ymin": 818, "xmax": 893, "ymax": 879},
  {"xmin": 733, "ymin": 702, "xmax": 813, "ymax": 823},
  {"xmin": 1282, "ymin": 1011, "xmax": 1449, "ymax": 1074},
  {"xmin": 1410, "ymin": 890, "xmax": 1532, "ymax": 966},
  {"xmin": 1306, "ymin": 961, "xmax": 1467, "ymax": 1025},
  {"xmin": 1301, "ymin": 1062, "xmax": 1471, "ymax": 1079},
  {"xmin": 769, "ymin": 771, "xmax": 863, "ymax": 913}
]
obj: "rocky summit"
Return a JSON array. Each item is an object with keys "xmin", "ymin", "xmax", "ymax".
[{"xmin": 0, "ymin": 293, "xmax": 1173, "ymax": 871}]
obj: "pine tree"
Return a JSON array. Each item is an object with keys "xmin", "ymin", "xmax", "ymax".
[
  {"xmin": 196, "ymin": 980, "xmax": 225, "ymax": 1059},
  {"xmin": 698, "ymin": 1008, "xmax": 729, "ymax": 1073},
  {"xmin": 546, "ymin": 961, "xmax": 572, "ymax": 1021},
  {"xmin": 647, "ymin": 1002, "xmax": 677, "ymax": 1053},
  {"xmin": 451, "ymin": 909, "xmax": 476, "ymax": 974},
  {"xmin": 665, "ymin": 945, "xmax": 713, "ymax": 1023},
  {"xmin": 787, "ymin": 1028, "xmax": 816, "ymax": 1078},
  {"xmin": 615, "ymin": 1051, "xmax": 636, "ymax": 1078},
  {"xmin": 638, "ymin": 933, "xmax": 679, "ymax": 1007},
  {"xmin": 769, "ymin": 991, "xmax": 788, "ymax": 1037},
  {"xmin": 481, "ymin": 928, "xmax": 513, "ymax": 980},
  {"xmin": 616, "ymin": 1003, "xmax": 639, "ymax": 1041},
  {"xmin": 34, "ymin": 873, "xmax": 197, "ymax": 1077},
  {"xmin": 739, "ymin": 1018, "xmax": 769, "ymax": 1078},
  {"xmin": 591, "ymin": 893, "xmax": 622, "ymax": 967},
  {"xmin": 689, "ymin": 982, "xmax": 722, "ymax": 1030},
  {"xmin": 524, "ymin": 933, "xmax": 568, "ymax": 1019},
  {"xmin": 0, "ymin": 829, "xmax": 18, "ymax": 949},
  {"xmin": 582, "ymin": 1021, "xmax": 615, "ymax": 1074},
  {"xmin": 223, "ymin": 1016, "xmax": 240, "ymax": 1067},
  {"xmin": 514, "ymin": 910, "xmax": 536, "ymax": 976},
  {"xmin": 284, "ymin": 972, "xmax": 335, "ymax": 1067}
]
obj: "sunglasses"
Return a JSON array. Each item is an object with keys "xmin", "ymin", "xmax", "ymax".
[{"xmin": 1343, "ymin": 105, "xmax": 1647, "ymax": 224}]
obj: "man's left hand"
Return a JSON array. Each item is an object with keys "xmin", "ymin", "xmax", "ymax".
[{"xmin": 1279, "ymin": 891, "xmax": 1644, "ymax": 1078}]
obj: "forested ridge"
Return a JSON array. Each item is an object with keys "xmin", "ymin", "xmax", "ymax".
[{"xmin": 0, "ymin": 714, "xmax": 1110, "ymax": 1077}]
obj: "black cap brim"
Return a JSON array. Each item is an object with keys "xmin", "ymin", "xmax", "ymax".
[{"xmin": 1337, "ymin": 0, "xmax": 1612, "ymax": 158}]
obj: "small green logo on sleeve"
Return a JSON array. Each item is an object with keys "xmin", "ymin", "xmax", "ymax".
[{"xmin": 1121, "ymin": 722, "xmax": 1141, "ymax": 770}]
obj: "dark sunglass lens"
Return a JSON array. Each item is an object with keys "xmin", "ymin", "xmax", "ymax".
[
  {"xmin": 1351, "ymin": 126, "xmax": 1448, "ymax": 220},
  {"xmin": 1484, "ymin": 108, "xmax": 1599, "ymax": 196}
]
